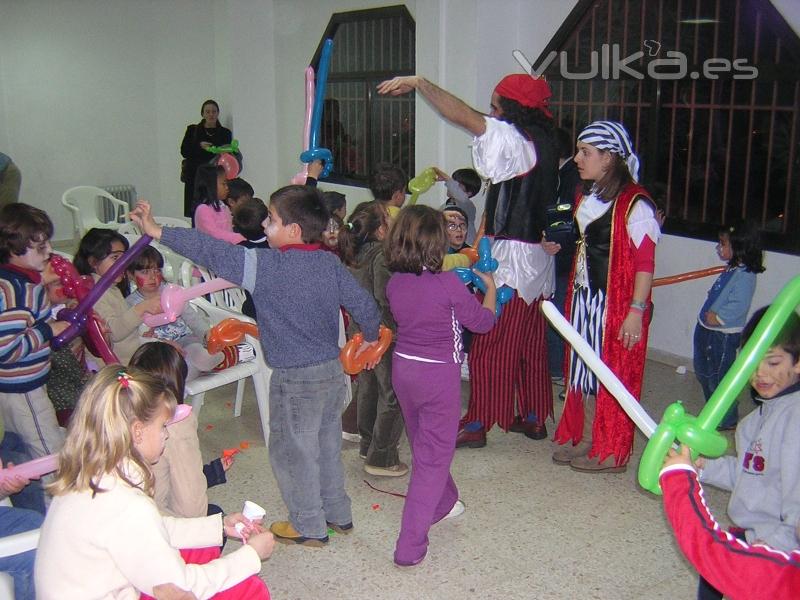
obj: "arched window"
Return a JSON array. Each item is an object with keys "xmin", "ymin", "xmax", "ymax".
[
  {"xmin": 311, "ymin": 5, "xmax": 415, "ymax": 186},
  {"xmin": 533, "ymin": 0, "xmax": 800, "ymax": 253}
]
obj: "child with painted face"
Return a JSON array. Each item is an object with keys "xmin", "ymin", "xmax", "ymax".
[
  {"xmin": 126, "ymin": 246, "xmax": 224, "ymax": 379},
  {"xmin": 693, "ymin": 306, "xmax": 800, "ymax": 600},
  {"xmin": 74, "ymin": 229, "xmax": 162, "ymax": 364},
  {"xmin": 35, "ymin": 365, "xmax": 273, "ymax": 599}
]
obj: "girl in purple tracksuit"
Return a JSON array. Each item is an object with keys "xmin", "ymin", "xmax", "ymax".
[{"xmin": 384, "ymin": 205, "xmax": 497, "ymax": 567}]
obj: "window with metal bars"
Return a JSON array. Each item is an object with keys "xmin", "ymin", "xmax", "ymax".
[
  {"xmin": 534, "ymin": 0, "xmax": 800, "ymax": 254},
  {"xmin": 311, "ymin": 5, "xmax": 415, "ymax": 187}
]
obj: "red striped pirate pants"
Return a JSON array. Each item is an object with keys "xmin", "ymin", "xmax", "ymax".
[{"xmin": 462, "ymin": 296, "xmax": 553, "ymax": 431}]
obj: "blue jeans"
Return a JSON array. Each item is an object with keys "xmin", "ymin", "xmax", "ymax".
[
  {"xmin": 268, "ymin": 358, "xmax": 352, "ymax": 538},
  {"xmin": 0, "ymin": 432, "xmax": 45, "ymax": 515},
  {"xmin": 693, "ymin": 324, "xmax": 741, "ymax": 429},
  {"xmin": 546, "ymin": 269, "xmax": 570, "ymax": 378},
  {"xmin": 0, "ymin": 506, "xmax": 43, "ymax": 600}
]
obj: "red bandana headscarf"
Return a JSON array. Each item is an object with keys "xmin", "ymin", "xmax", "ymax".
[{"xmin": 494, "ymin": 74, "xmax": 553, "ymax": 119}]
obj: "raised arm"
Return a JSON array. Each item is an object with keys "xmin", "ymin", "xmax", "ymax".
[{"xmin": 377, "ymin": 76, "xmax": 486, "ymax": 136}]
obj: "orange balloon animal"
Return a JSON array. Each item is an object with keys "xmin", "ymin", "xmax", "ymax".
[
  {"xmin": 206, "ymin": 318, "xmax": 259, "ymax": 354},
  {"xmin": 652, "ymin": 265, "xmax": 726, "ymax": 287},
  {"xmin": 340, "ymin": 325, "xmax": 393, "ymax": 375},
  {"xmin": 458, "ymin": 246, "xmax": 479, "ymax": 264}
]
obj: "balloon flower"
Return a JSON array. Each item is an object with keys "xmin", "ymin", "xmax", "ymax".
[
  {"xmin": 299, "ymin": 38, "xmax": 335, "ymax": 178},
  {"xmin": 142, "ymin": 278, "xmax": 239, "ymax": 328},
  {"xmin": 638, "ymin": 275, "xmax": 800, "ymax": 494},
  {"xmin": 206, "ymin": 318, "xmax": 260, "ymax": 354},
  {"xmin": 340, "ymin": 325, "xmax": 393, "ymax": 375},
  {"xmin": 408, "ymin": 167, "xmax": 436, "ymax": 205},
  {"xmin": 52, "ymin": 235, "xmax": 152, "ymax": 357}
]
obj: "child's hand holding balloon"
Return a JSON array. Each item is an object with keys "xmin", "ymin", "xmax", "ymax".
[{"xmin": 130, "ymin": 201, "xmax": 163, "ymax": 240}]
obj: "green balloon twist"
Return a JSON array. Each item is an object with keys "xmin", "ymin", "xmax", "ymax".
[{"xmin": 638, "ymin": 275, "xmax": 800, "ymax": 494}]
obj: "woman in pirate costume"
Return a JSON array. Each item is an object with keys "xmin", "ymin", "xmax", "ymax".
[{"xmin": 552, "ymin": 121, "xmax": 660, "ymax": 473}]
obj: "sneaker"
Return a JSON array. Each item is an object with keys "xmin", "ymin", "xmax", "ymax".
[
  {"xmin": 443, "ymin": 499, "xmax": 465, "ymax": 520},
  {"xmin": 364, "ymin": 462, "xmax": 409, "ymax": 477},
  {"xmin": 326, "ymin": 521, "xmax": 354, "ymax": 535},
  {"xmin": 270, "ymin": 521, "xmax": 328, "ymax": 547},
  {"xmin": 341, "ymin": 431, "xmax": 361, "ymax": 443}
]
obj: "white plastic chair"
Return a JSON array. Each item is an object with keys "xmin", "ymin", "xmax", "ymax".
[
  {"xmin": 61, "ymin": 186, "xmax": 130, "ymax": 239},
  {"xmin": 119, "ymin": 216, "xmax": 191, "ymax": 236},
  {"xmin": 184, "ymin": 298, "xmax": 270, "ymax": 445},
  {"xmin": 0, "ymin": 499, "xmax": 39, "ymax": 600},
  {"xmin": 191, "ymin": 267, "xmax": 248, "ymax": 313},
  {"xmin": 116, "ymin": 232, "xmax": 194, "ymax": 285}
]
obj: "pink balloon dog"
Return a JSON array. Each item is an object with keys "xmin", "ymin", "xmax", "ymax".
[
  {"xmin": 291, "ymin": 66, "xmax": 316, "ymax": 184},
  {"xmin": 142, "ymin": 278, "xmax": 237, "ymax": 327}
]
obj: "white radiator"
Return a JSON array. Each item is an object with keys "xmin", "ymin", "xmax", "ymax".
[{"xmin": 101, "ymin": 185, "xmax": 136, "ymax": 221}]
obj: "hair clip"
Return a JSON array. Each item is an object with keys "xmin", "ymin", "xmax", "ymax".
[
  {"xmin": 117, "ymin": 370, "xmax": 131, "ymax": 388},
  {"xmin": 347, "ymin": 222, "xmax": 354, "ymax": 230}
]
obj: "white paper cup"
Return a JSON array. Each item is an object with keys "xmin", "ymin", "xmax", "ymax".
[
  {"xmin": 235, "ymin": 500, "xmax": 266, "ymax": 536},
  {"xmin": 242, "ymin": 500, "xmax": 266, "ymax": 521}
]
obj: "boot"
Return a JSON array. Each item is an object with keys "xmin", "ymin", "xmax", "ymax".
[
  {"xmin": 552, "ymin": 394, "xmax": 594, "ymax": 465},
  {"xmin": 569, "ymin": 453, "xmax": 627, "ymax": 473}
]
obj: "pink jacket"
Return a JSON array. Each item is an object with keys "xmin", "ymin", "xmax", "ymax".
[{"xmin": 194, "ymin": 204, "xmax": 245, "ymax": 244}]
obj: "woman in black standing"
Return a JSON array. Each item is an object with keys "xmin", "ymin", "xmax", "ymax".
[{"xmin": 180, "ymin": 99, "xmax": 232, "ymax": 218}]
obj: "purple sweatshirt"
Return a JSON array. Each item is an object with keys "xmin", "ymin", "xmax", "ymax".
[
  {"xmin": 160, "ymin": 228, "xmax": 380, "ymax": 369},
  {"xmin": 387, "ymin": 270, "xmax": 495, "ymax": 363}
]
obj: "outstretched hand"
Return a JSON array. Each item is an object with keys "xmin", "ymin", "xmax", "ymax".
[
  {"xmin": 129, "ymin": 201, "xmax": 163, "ymax": 240},
  {"xmin": 376, "ymin": 76, "xmax": 419, "ymax": 96},
  {"xmin": 354, "ymin": 339, "xmax": 381, "ymax": 370}
]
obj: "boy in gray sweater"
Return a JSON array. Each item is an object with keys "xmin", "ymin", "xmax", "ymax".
[
  {"xmin": 695, "ymin": 306, "xmax": 800, "ymax": 599},
  {"xmin": 131, "ymin": 186, "xmax": 382, "ymax": 547}
]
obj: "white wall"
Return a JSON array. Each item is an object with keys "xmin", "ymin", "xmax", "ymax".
[
  {"xmin": 0, "ymin": 0, "xmax": 230, "ymax": 242},
  {"xmin": 1, "ymin": 0, "xmax": 797, "ymax": 364}
]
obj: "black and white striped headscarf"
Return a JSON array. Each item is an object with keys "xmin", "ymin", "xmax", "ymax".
[{"xmin": 577, "ymin": 121, "xmax": 640, "ymax": 182}]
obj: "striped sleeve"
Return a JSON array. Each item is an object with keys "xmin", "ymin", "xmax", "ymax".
[
  {"xmin": 660, "ymin": 465, "xmax": 800, "ymax": 600},
  {"xmin": 0, "ymin": 281, "xmax": 53, "ymax": 364}
]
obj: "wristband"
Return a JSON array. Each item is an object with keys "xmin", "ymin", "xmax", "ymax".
[
  {"xmin": 629, "ymin": 305, "xmax": 644, "ymax": 314},
  {"xmin": 630, "ymin": 300, "xmax": 648, "ymax": 311}
]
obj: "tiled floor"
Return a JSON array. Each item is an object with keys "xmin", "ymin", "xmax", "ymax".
[{"xmin": 200, "ymin": 360, "xmax": 738, "ymax": 599}]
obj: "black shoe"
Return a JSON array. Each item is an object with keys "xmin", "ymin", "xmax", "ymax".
[
  {"xmin": 455, "ymin": 427, "xmax": 487, "ymax": 448},
  {"xmin": 327, "ymin": 521, "xmax": 354, "ymax": 535},
  {"xmin": 508, "ymin": 416, "xmax": 548, "ymax": 440}
]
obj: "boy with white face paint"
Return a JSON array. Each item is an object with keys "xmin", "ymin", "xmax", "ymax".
[
  {"xmin": 131, "ymin": 186, "xmax": 381, "ymax": 547},
  {"xmin": 693, "ymin": 306, "xmax": 800, "ymax": 600}
]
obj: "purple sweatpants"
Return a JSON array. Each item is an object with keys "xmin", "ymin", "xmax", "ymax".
[{"xmin": 392, "ymin": 354, "xmax": 461, "ymax": 564}]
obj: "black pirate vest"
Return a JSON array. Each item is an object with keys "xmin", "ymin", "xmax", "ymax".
[{"xmin": 483, "ymin": 121, "xmax": 558, "ymax": 243}]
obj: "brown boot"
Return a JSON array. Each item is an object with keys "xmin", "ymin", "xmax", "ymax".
[
  {"xmin": 569, "ymin": 454, "xmax": 627, "ymax": 473},
  {"xmin": 552, "ymin": 394, "xmax": 595, "ymax": 465},
  {"xmin": 552, "ymin": 440, "xmax": 592, "ymax": 465}
]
